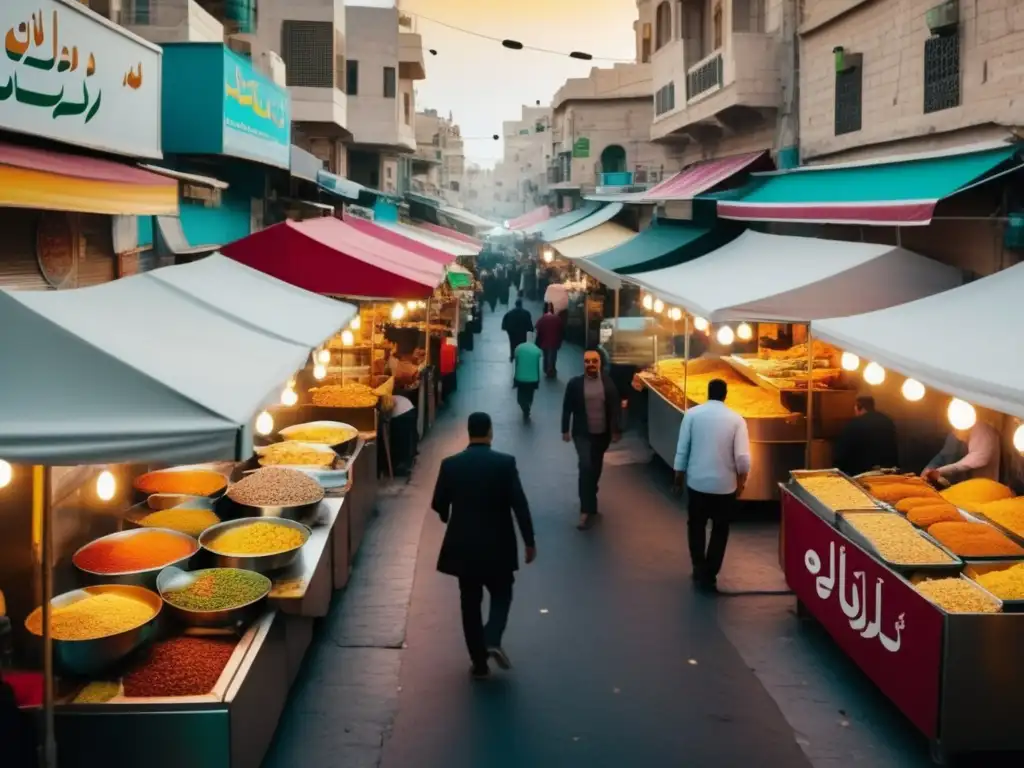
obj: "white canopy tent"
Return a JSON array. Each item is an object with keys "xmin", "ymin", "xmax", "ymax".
[
  {"xmin": 379, "ymin": 222, "xmax": 481, "ymax": 257},
  {"xmin": 545, "ymin": 203, "xmax": 624, "ymax": 243},
  {"xmin": 0, "ymin": 263, "xmax": 356, "ymax": 464},
  {"xmin": 814, "ymin": 263, "xmax": 1024, "ymax": 420},
  {"xmin": 626, "ymin": 230, "xmax": 963, "ymax": 323}
]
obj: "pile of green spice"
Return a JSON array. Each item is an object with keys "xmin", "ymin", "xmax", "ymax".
[{"xmin": 162, "ymin": 568, "xmax": 269, "ymax": 612}]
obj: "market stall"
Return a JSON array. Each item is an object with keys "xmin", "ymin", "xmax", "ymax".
[
  {"xmin": 0, "ymin": 262, "xmax": 360, "ymax": 768},
  {"xmin": 625, "ymin": 230, "xmax": 963, "ymax": 499}
]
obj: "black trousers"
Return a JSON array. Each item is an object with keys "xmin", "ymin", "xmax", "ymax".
[
  {"xmin": 515, "ymin": 383, "xmax": 537, "ymax": 414},
  {"xmin": 686, "ymin": 487, "xmax": 735, "ymax": 581},
  {"xmin": 459, "ymin": 573, "xmax": 514, "ymax": 666},
  {"xmin": 573, "ymin": 432, "xmax": 611, "ymax": 515},
  {"xmin": 542, "ymin": 347, "xmax": 558, "ymax": 376}
]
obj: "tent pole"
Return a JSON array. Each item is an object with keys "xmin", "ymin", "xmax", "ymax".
[
  {"xmin": 682, "ymin": 314, "xmax": 690, "ymax": 413},
  {"xmin": 805, "ymin": 326, "xmax": 815, "ymax": 469},
  {"xmin": 35, "ymin": 465, "xmax": 56, "ymax": 768},
  {"xmin": 613, "ymin": 288, "xmax": 620, "ymax": 360}
]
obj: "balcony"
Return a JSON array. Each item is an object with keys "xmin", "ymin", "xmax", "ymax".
[
  {"xmin": 118, "ymin": 0, "xmax": 224, "ymax": 44},
  {"xmin": 347, "ymin": 96, "xmax": 416, "ymax": 151},
  {"xmin": 291, "ymin": 86, "xmax": 348, "ymax": 134},
  {"xmin": 592, "ymin": 164, "xmax": 668, "ymax": 194},
  {"xmin": 399, "ymin": 33, "xmax": 426, "ymax": 80}
]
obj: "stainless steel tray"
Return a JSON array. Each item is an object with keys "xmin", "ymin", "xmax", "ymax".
[
  {"xmin": 787, "ymin": 469, "xmax": 880, "ymax": 526},
  {"xmin": 914, "ymin": 572, "xmax": 1004, "ymax": 615},
  {"xmin": 838, "ymin": 510, "xmax": 963, "ymax": 574},
  {"xmin": 963, "ymin": 560, "xmax": 1024, "ymax": 612},
  {"xmin": 927, "ymin": 515, "xmax": 1024, "ymax": 562}
]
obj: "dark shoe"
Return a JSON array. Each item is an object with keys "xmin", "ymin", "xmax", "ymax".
[
  {"xmin": 488, "ymin": 648, "xmax": 512, "ymax": 670},
  {"xmin": 470, "ymin": 662, "xmax": 490, "ymax": 680},
  {"xmin": 696, "ymin": 578, "xmax": 718, "ymax": 593}
]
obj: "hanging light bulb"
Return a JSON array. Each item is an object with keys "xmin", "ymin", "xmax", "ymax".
[
  {"xmin": 313, "ymin": 363, "xmax": 327, "ymax": 380},
  {"xmin": 668, "ymin": 307, "xmax": 682, "ymax": 321},
  {"xmin": 350, "ymin": 315, "xmax": 361, "ymax": 331},
  {"xmin": 901, "ymin": 378, "xmax": 925, "ymax": 402},
  {"xmin": 1013, "ymin": 424, "xmax": 1024, "ymax": 453},
  {"xmin": 947, "ymin": 398, "xmax": 977, "ymax": 430},
  {"xmin": 693, "ymin": 316, "xmax": 709, "ymax": 332},
  {"xmin": 317, "ymin": 348, "xmax": 331, "ymax": 365},
  {"xmin": 280, "ymin": 387, "xmax": 298, "ymax": 407},
  {"xmin": 407, "ymin": 300, "xmax": 418, "ymax": 310},
  {"xmin": 341, "ymin": 330, "xmax": 355, "ymax": 347},
  {"xmin": 653, "ymin": 299, "xmax": 664, "ymax": 314},
  {"xmin": 0, "ymin": 459, "xmax": 12, "ymax": 490},
  {"xmin": 862, "ymin": 362, "xmax": 886, "ymax": 385},
  {"xmin": 542, "ymin": 248, "xmax": 554, "ymax": 263},
  {"xmin": 736, "ymin": 322, "xmax": 753, "ymax": 341},
  {"xmin": 391, "ymin": 302, "xmax": 406, "ymax": 320},
  {"xmin": 641, "ymin": 294, "xmax": 653, "ymax": 311},
  {"xmin": 255, "ymin": 410, "xmax": 274, "ymax": 436},
  {"xmin": 841, "ymin": 352, "xmax": 861, "ymax": 372},
  {"xmin": 95, "ymin": 470, "xmax": 116, "ymax": 502},
  {"xmin": 716, "ymin": 325, "xmax": 735, "ymax": 345}
]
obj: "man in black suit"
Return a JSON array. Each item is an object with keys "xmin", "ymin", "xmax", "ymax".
[
  {"xmin": 833, "ymin": 395, "xmax": 899, "ymax": 477},
  {"xmin": 562, "ymin": 347, "xmax": 622, "ymax": 530},
  {"xmin": 432, "ymin": 412, "xmax": 537, "ymax": 679}
]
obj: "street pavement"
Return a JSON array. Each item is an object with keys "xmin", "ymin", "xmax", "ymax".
[{"xmin": 264, "ymin": 298, "xmax": 977, "ymax": 768}]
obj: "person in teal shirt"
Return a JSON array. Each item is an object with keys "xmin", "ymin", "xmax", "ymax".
[{"xmin": 513, "ymin": 332, "xmax": 543, "ymax": 421}]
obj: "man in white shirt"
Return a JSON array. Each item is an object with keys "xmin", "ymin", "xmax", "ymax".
[
  {"xmin": 921, "ymin": 420, "xmax": 1000, "ymax": 486},
  {"xmin": 672, "ymin": 378, "xmax": 751, "ymax": 592}
]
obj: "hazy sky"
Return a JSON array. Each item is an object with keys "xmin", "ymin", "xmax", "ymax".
[{"xmin": 398, "ymin": 0, "xmax": 639, "ymax": 166}]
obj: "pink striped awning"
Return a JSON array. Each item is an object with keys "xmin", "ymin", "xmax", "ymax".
[
  {"xmin": 414, "ymin": 222, "xmax": 483, "ymax": 247},
  {"xmin": 507, "ymin": 206, "xmax": 550, "ymax": 230},
  {"xmin": 644, "ymin": 151, "xmax": 767, "ymax": 202}
]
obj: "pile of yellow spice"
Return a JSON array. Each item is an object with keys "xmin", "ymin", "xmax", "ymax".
[
  {"xmin": 206, "ymin": 521, "xmax": 306, "ymax": 556},
  {"xmin": 26, "ymin": 593, "xmax": 156, "ymax": 641},
  {"xmin": 975, "ymin": 563, "xmax": 1024, "ymax": 601}
]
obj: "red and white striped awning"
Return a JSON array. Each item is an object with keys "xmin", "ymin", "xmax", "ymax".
[
  {"xmin": 644, "ymin": 151, "xmax": 767, "ymax": 202},
  {"xmin": 506, "ymin": 206, "xmax": 550, "ymax": 230}
]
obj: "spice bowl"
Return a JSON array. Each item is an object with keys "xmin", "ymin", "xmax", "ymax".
[
  {"xmin": 199, "ymin": 517, "xmax": 311, "ymax": 574},
  {"xmin": 220, "ymin": 466, "xmax": 326, "ymax": 525},
  {"xmin": 132, "ymin": 466, "xmax": 230, "ymax": 504},
  {"xmin": 72, "ymin": 528, "xmax": 200, "ymax": 590},
  {"xmin": 24, "ymin": 584, "xmax": 162, "ymax": 677},
  {"xmin": 157, "ymin": 566, "xmax": 271, "ymax": 628}
]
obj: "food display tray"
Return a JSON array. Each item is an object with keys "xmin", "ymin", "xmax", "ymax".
[
  {"xmin": 914, "ymin": 573, "xmax": 1005, "ymax": 615},
  {"xmin": 837, "ymin": 510, "xmax": 964, "ymax": 574},
  {"xmin": 963, "ymin": 560, "xmax": 1024, "ymax": 612},
  {"xmin": 974, "ymin": 512, "xmax": 1024, "ymax": 550},
  {"xmin": 787, "ymin": 469, "xmax": 881, "ymax": 526}
]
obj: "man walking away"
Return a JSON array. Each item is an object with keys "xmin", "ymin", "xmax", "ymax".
[
  {"xmin": 432, "ymin": 412, "xmax": 537, "ymax": 679},
  {"xmin": 672, "ymin": 378, "xmax": 751, "ymax": 592},
  {"xmin": 535, "ymin": 303, "xmax": 564, "ymax": 378},
  {"xmin": 562, "ymin": 348, "xmax": 621, "ymax": 530},
  {"xmin": 513, "ymin": 332, "xmax": 542, "ymax": 421},
  {"xmin": 501, "ymin": 299, "xmax": 534, "ymax": 362}
]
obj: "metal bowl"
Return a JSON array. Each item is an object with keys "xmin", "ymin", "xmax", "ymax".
[
  {"xmin": 72, "ymin": 528, "xmax": 200, "ymax": 590},
  {"xmin": 156, "ymin": 566, "xmax": 271, "ymax": 628},
  {"xmin": 132, "ymin": 466, "xmax": 229, "ymax": 503},
  {"xmin": 278, "ymin": 420, "xmax": 359, "ymax": 454},
  {"xmin": 24, "ymin": 584, "xmax": 162, "ymax": 677},
  {"xmin": 199, "ymin": 517, "xmax": 311, "ymax": 574},
  {"xmin": 215, "ymin": 492, "xmax": 323, "ymax": 526}
]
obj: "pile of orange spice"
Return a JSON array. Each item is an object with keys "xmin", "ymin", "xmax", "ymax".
[
  {"xmin": 134, "ymin": 470, "xmax": 226, "ymax": 497},
  {"xmin": 74, "ymin": 531, "xmax": 196, "ymax": 574}
]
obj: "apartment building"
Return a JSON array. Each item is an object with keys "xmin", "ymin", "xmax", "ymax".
[
  {"xmin": 646, "ymin": 0, "xmax": 783, "ymax": 165},
  {"xmin": 413, "ymin": 110, "xmax": 466, "ymax": 205},
  {"xmin": 463, "ymin": 163, "xmax": 498, "ymax": 220}
]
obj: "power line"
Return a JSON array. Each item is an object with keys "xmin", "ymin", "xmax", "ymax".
[{"xmin": 407, "ymin": 12, "xmax": 633, "ymax": 63}]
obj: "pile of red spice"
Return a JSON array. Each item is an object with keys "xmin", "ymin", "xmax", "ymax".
[
  {"xmin": 74, "ymin": 530, "xmax": 195, "ymax": 573},
  {"xmin": 123, "ymin": 636, "xmax": 236, "ymax": 697}
]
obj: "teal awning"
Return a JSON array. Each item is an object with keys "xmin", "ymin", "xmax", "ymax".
[
  {"xmin": 545, "ymin": 203, "xmax": 624, "ymax": 243},
  {"xmin": 715, "ymin": 142, "xmax": 1022, "ymax": 226},
  {"xmin": 525, "ymin": 201, "xmax": 601, "ymax": 237}
]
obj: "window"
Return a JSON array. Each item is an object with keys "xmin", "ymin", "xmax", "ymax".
[
  {"xmin": 346, "ymin": 59, "xmax": 359, "ymax": 95},
  {"xmin": 435, "ymin": 149, "xmax": 442, "ymax": 160},
  {"xmin": 655, "ymin": 82, "xmax": 676, "ymax": 115},
  {"xmin": 384, "ymin": 66, "xmax": 397, "ymax": 98},
  {"xmin": 335, "ymin": 29, "xmax": 346, "ymax": 92},
  {"xmin": 834, "ymin": 66, "xmax": 863, "ymax": 136},
  {"xmin": 924, "ymin": 33, "xmax": 960, "ymax": 114},
  {"xmin": 655, "ymin": 2, "xmax": 672, "ymax": 50},
  {"xmin": 282, "ymin": 20, "xmax": 334, "ymax": 88},
  {"xmin": 403, "ymin": 93, "xmax": 411, "ymax": 124},
  {"xmin": 450, "ymin": 181, "xmax": 460, "ymax": 192}
]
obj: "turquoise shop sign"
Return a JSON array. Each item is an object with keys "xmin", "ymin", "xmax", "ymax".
[{"xmin": 161, "ymin": 43, "xmax": 291, "ymax": 169}]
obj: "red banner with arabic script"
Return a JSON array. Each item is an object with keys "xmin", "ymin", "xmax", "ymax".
[{"xmin": 782, "ymin": 491, "xmax": 943, "ymax": 738}]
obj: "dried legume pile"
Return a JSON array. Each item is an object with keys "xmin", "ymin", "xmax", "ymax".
[
  {"xmin": 73, "ymin": 681, "xmax": 120, "ymax": 704},
  {"xmin": 134, "ymin": 470, "xmax": 227, "ymax": 497},
  {"xmin": 795, "ymin": 475, "xmax": 878, "ymax": 511},
  {"xmin": 140, "ymin": 508, "xmax": 220, "ymax": 538},
  {"xmin": 926, "ymin": 521, "xmax": 1024, "ymax": 557},
  {"xmin": 123, "ymin": 636, "xmax": 236, "ymax": 697},
  {"xmin": 227, "ymin": 467, "xmax": 324, "ymax": 507},
  {"xmin": 842, "ymin": 512, "xmax": 956, "ymax": 564},
  {"xmin": 916, "ymin": 577, "xmax": 1001, "ymax": 613},
  {"xmin": 207, "ymin": 521, "xmax": 305, "ymax": 555},
  {"xmin": 975, "ymin": 563, "xmax": 1024, "ymax": 600},
  {"xmin": 163, "ymin": 569, "xmax": 269, "ymax": 611},
  {"xmin": 26, "ymin": 593, "xmax": 156, "ymax": 640},
  {"xmin": 74, "ymin": 530, "xmax": 196, "ymax": 573}
]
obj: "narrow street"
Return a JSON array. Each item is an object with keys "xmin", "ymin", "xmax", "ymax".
[{"xmin": 265, "ymin": 301, "xmax": 940, "ymax": 768}]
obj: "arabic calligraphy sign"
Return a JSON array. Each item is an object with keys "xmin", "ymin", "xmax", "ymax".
[
  {"xmin": 222, "ymin": 47, "xmax": 290, "ymax": 169},
  {"xmin": 36, "ymin": 210, "xmax": 77, "ymax": 288},
  {"xmin": 782, "ymin": 491, "xmax": 943, "ymax": 738},
  {"xmin": 0, "ymin": 0, "xmax": 161, "ymax": 158}
]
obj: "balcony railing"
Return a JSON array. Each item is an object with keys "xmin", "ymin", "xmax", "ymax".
[
  {"xmin": 593, "ymin": 164, "xmax": 667, "ymax": 189},
  {"xmin": 686, "ymin": 51, "xmax": 723, "ymax": 101}
]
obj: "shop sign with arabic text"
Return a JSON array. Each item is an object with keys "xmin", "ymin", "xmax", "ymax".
[
  {"xmin": 0, "ymin": 0, "xmax": 161, "ymax": 159},
  {"xmin": 782, "ymin": 491, "xmax": 943, "ymax": 738},
  {"xmin": 222, "ymin": 47, "xmax": 289, "ymax": 169}
]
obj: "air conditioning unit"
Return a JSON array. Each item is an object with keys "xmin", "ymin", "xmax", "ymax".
[{"xmin": 259, "ymin": 51, "xmax": 287, "ymax": 87}]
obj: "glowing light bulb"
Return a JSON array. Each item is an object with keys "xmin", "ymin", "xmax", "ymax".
[
  {"xmin": 255, "ymin": 410, "xmax": 274, "ymax": 436},
  {"xmin": 1013, "ymin": 424, "xmax": 1024, "ymax": 453},
  {"xmin": 668, "ymin": 307, "xmax": 682, "ymax": 321},
  {"xmin": 317, "ymin": 348, "xmax": 330, "ymax": 365},
  {"xmin": 641, "ymin": 294, "xmax": 653, "ymax": 311},
  {"xmin": 407, "ymin": 300, "xmax": 417, "ymax": 310},
  {"xmin": 862, "ymin": 362, "xmax": 885, "ymax": 386},
  {"xmin": 901, "ymin": 378, "xmax": 925, "ymax": 402},
  {"xmin": 716, "ymin": 325, "xmax": 735, "ymax": 345},
  {"xmin": 391, "ymin": 302, "xmax": 406, "ymax": 320},
  {"xmin": 542, "ymin": 249, "xmax": 554, "ymax": 263},
  {"xmin": 96, "ymin": 470, "xmax": 116, "ymax": 502},
  {"xmin": 841, "ymin": 352, "xmax": 860, "ymax": 371},
  {"xmin": 313, "ymin": 363, "xmax": 327, "ymax": 380},
  {"xmin": 653, "ymin": 299, "xmax": 664, "ymax": 314},
  {"xmin": 736, "ymin": 322, "xmax": 753, "ymax": 341},
  {"xmin": 341, "ymin": 330, "xmax": 355, "ymax": 346},
  {"xmin": 0, "ymin": 459, "xmax": 12, "ymax": 490},
  {"xmin": 693, "ymin": 317, "xmax": 709, "ymax": 332},
  {"xmin": 280, "ymin": 387, "xmax": 298, "ymax": 407},
  {"xmin": 350, "ymin": 316, "xmax": 361, "ymax": 330},
  {"xmin": 947, "ymin": 398, "xmax": 976, "ymax": 430}
]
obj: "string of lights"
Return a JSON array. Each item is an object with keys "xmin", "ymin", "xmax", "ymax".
[{"xmin": 406, "ymin": 12, "xmax": 633, "ymax": 63}]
